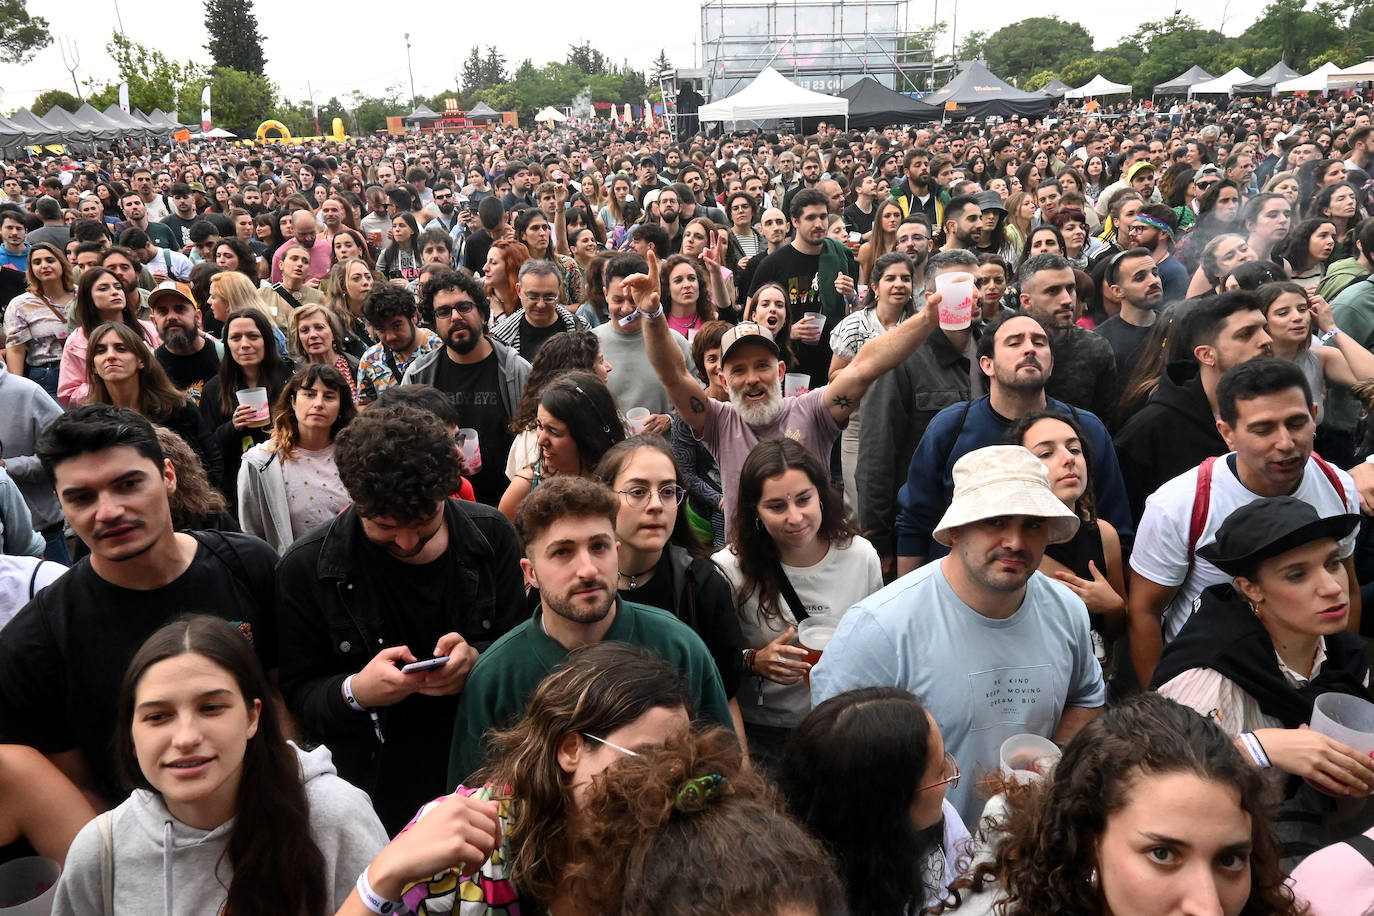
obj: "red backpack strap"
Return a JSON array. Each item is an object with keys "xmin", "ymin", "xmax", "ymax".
[
  {"xmin": 1311, "ymin": 453, "xmax": 1347, "ymax": 503},
  {"xmin": 1187, "ymin": 457, "xmax": 1218, "ymax": 564}
]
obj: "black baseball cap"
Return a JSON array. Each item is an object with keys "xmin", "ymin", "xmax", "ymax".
[{"xmin": 1197, "ymin": 496, "xmax": 1358, "ymax": 577}]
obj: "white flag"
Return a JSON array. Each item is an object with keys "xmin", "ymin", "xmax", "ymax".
[
  {"xmin": 118, "ymin": 82, "xmax": 129, "ymax": 113},
  {"xmin": 200, "ymin": 85, "xmax": 211, "ymax": 133}
]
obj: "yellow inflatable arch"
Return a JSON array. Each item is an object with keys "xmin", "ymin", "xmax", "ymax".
[{"xmin": 255, "ymin": 120, "xmax": 292, "ymax": 143}]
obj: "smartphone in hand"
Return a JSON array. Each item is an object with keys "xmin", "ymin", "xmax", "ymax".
[{"xmin": 401, "ymin": 655, "xmax": 450, "ymax": 674}]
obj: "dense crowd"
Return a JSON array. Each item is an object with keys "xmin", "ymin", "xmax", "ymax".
[{"xmin": 3, "ymin": 90, "xmax": 1374, "ymax": 914}]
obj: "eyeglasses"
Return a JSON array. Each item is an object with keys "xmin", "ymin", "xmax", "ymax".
[
  {"xmin": 523, "ymin": 292, "xmax": 560, "ymax": 305},
  {"xmin": 433, "ymin": 300, "xmax": 478, "ymax": 318},
  {"xmin": 617, "ymin": 484, "xmax": 686, "ymax": 509},
  {"xmin": 918, "ymin": 751, "xmax": 960, "ymax": 792},
  {"xmin": 582, "ymin": 732, "xmax": 639, "ymax": 756}
]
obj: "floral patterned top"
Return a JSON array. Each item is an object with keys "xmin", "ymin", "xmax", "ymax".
[
  {"xmin": 3, "ymin": 291, "xmax": 72, "ymax": 365},
  {"xmin": 399, "ymin": 785, "xmax": 521, "ymax": 916}
]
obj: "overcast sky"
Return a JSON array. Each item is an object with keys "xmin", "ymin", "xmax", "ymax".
[{"xmin": 0, "ymin": 0, "xmax": 1277, "ymax": 112}]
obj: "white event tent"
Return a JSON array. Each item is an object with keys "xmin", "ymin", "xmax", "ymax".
[
  {"xmin": 698, "ymin": 67, "xmax": 848, "ymax": 125},
  {"xmin": 1328, "ymin": 58, "xmax": 1374, "ymax": 89},
  {"xmin": 1065, "ymin": 74, "xmax": 1131, "ymax": 98},
  {"xmin": 1189, "ymin": 67, "xmax": 1253, "ymax": 95},
  {"xmin": 1275, "ymin": 62, "xmax": 1343, "ymax": 92}
]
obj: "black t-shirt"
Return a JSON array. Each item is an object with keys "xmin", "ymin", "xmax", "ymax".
[
  {"xmin": 432, "ymin": 351, "xmax": 512, "ymax": 505},
  {"xmin": 842, "ymin": 202, "xmax": 874, "ymax": 236},
  {"xmin": 161, "ymin": 213, "xmax": 200, "ymax": 250},
  {"xmin": 748, "ymin": 242, "xmax": 858, "ymax": 387},
  {"xmin": 155, "ymin": 342, "xmax": 221, "ymax": 405},
  {"xmin": 0, "ymin": 530, "xmax": 278, "ymax": 806},
  {"xmin": 517, "ymin": 315, "xmax": 565, "ymax": 363},
  {"xmin": 1093, "ymin": 315, "xmax": 1154, "ymax": 380},
  {"xmin": 462, "ymin": 228, "xmax": 494, "ymax": 273}
]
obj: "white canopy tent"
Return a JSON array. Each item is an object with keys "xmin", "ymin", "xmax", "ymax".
[
  {"xmin": 698, "ymin": 66, "xmax": 848, "ymax": 125},
  {"xmin": 1065, "ymin": 74, "xmax": 1131, "ymax": 99},
  {"xmin": 1327, "ymin": 58, "xmax": 1374, "ymax": 89},
  {"xmin": 533, "ymin": 106, "xmax": 567, "ymax": 124},
  {"xmin": 1275, "ymin": 62, "xmax": 1343, "ymax": 92},
  {"xmin": 1189, "ymin": 67, "xmax": 1253, "ymax": 95}
]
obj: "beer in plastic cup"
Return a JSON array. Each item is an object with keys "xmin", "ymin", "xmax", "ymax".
[
  {"xmin": 458, "ymin": 427, "xmax": 482, "ymax": 475},
  {"xmin": 797, "ymin": 618, "xmax": 836, "ymax": 685},
  {"xmin": 235, "ymin": 387, "xmax": 271, "ymax": 428},
  {"xmin": 0, "ymin": 856, "xmax": 60, "ymax": 913},
  {"xmin": 1307, "ymin": 693, "xmax": 1374, "ymax": 794},
  {"xmin": 784, "ymin": 373, "xmax": 810, "ymax": 398},
  {"xmin": 625, "ymin": 407, "xmax": 650, "ymax": 434},
  {"xmin": 999, "ymin": 734, "xmax": 1062, "ymax": 784},
  {"xmin": 934, "ymin": 272, "xmax": 976, "ymax": 331}
]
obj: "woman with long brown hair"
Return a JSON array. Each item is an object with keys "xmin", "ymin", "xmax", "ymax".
[
  {"xmin": 237, "ymin": 363, "xmax": 356, "ymax": 553},
  {"xmin": 85, "ymin": 320, "xmax": 220, "ymax": 480},
  {"xmin": 713, "ymin": 437, "xmax": 882, "ymax": 770},
  {"xmin": 58, "ymin": 266, "xmax": 160, "ymax": 407},
  {"xmin": 858, "ymin": 198, "xmax": 903, "ymax": 285}
]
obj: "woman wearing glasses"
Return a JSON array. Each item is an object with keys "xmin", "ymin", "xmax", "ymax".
[
  {"xmin": 714, "ymin": 437, "xmax": 883, "ymax": 771},
  {"xmin": 596, "ymin": 435, "xmax": 747, "ymax": 748},
  {"xmin": 780, "ymin": 686, "xmax": 969, "ymax": 916}
]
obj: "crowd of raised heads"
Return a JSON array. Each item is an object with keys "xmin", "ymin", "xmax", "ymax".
[{"xmin": 7, "ymin": 92, "xmax": 1374, "ymax": 914}]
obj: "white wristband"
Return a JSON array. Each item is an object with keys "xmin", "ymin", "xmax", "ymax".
[
  {"xmin": 355, "ymin": 867, "xmax": 399, "ymax": 914},
  {"xmin": 343, "ymin": 675, "xmax": 367, "ymax": 712}
]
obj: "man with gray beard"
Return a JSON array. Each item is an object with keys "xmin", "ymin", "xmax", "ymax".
[
  {"xmin": 149, "ymin": 282, "xmax": 221, "ymax": 406},
  {"xmin": 633, "ymin": 247, "xmax": 940, "ymax": 539}
]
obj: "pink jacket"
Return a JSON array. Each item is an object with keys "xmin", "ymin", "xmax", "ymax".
[{"xmin": 58, "ymin": 321, "xmax": 162, "ymax": 407}]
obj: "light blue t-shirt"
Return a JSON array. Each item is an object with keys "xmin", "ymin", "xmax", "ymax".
[{"xmin": 810, "ymin": 561, "xmax": 1105, "ymax": 824}]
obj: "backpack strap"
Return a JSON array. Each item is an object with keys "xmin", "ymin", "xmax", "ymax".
[
  {"xmin": 1187, "ymin": 456, "xmax": 1219, "ymax": 564},
  {"xmin": 26, "ymin": 562, "xmax": 42, "ymax": 600},
  {"xmin": 1311, "ymin": 452, "xmax": 1347, "ymax": 501},
  {"xmin": 272, "ymin": 283, "xmax": 303, "ymax": 312},
  {"xmin": 775, "ymin": 564, "xmax": 809, "ymax": 624},
  {"xmin": 1346, "ymin": 832, "xmax": 1374, "ymax": 866}
]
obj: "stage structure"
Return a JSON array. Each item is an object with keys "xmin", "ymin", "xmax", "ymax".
[{"xmin": 663, "ymin": 0, "xmax": 935, "ymax": 136}]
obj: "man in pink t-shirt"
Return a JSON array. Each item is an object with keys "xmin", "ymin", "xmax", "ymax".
[{"xmin": 631, "ymin": 248, "xmax": 939, "ymax": 538}]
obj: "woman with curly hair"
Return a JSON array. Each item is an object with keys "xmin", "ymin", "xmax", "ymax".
[
  {"xmin": 944, "ymin": 692, "xmax": 1302, "ymax": 916},
  {"xmin": 340, "ymin": 642, "xmax": 696, "ymax": 915},
  {"xmin": 504, "ymin": 329, "xmax": 613, "ymax": 480}
]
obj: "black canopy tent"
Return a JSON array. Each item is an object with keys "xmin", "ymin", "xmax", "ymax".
[
  {"xmin": 1037, "ymin": 78, "xmax": 1071, "ymax": 98},
  {"xmin": 1153, "ymin": 65, "xmax": 1214, "ymax": 97},
  {"xmin": 837, "ymin": 76, "xmax": 932, "ymax": 128},
  {"xmin": 465, "ymin": 101, "xmax": 501, "ymax": 121},
  {"xmin": 918, "ymin": 61, "xmax": 1051, "ymax": 120},
  {"xmin": 1233, "ymin": 61, "xmax": 1302, "ymax": 94}
]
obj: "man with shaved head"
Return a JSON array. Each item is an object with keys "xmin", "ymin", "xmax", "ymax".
[{"xmin": 269, "ymin": 210, "xmax": 332, "ymax": 283}]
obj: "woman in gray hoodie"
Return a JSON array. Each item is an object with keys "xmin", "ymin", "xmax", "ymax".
[{"xmin": 53, "ymin": 616, "xmax": 388, "ymax": 916}]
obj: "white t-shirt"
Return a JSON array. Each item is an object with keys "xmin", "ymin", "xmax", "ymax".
[
  {"xmin": 1130, "ymin": 454, "xmax": 1358, "ymax": 641},
  {"xmin": 811, "ymin": 561, "xmax": 1105, "ymax": 825},
  {"xmin": 714, "ymin": 536, "xmax": 883, "ymax": 729},
  {"xmin": 0, "ymin": 556, "xmax": 65, "ymax": 628}
]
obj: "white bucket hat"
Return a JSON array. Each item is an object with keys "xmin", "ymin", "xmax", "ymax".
[{"xmin": 933, "ymin": 446, "xmax": 1080, "ymax": 547}]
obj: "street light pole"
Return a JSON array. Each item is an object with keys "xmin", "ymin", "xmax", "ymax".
[{"xmin": 404, "ymin": 32, "xmax": 416, "ymax": 102}]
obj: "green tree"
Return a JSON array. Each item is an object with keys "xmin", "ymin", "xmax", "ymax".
[
  {"xmin": 651, "ymin": 49, "xmax": 672, "ymax": 83},
  {"xmin": 31, "ymin": 88, "xmax": 81, "ymax": 116},
  {"xmin": 982, "ymin": 16, "xmax": 1094, "ymax": 80},
  {"xmin": 461, "ymin": 46, "xmax": 486, "ymax": 92},
  {"xmin": 184, "ymin": 66, "xmax": 275, "ymax": 131},
  {"xmin": 1022, "ymin": 70, "xmax": 1060, "ymax": 91},
  {"xmin": 0, "ymin": 0, "xmax": 51, "ymax": 64},
  {"xmin": 203, "ymin": 0, "xmax": 266, "ymax": 75},
  {"xmin": 955, "ymin": 30, "xmax": 988, "ymax": 61},
  {"xmin": 567, "ymin": 41, "xmax": 607, "ymax": 75},
  {"xmin": 1240, "ymin": 0, "xmax": 1344, "ymax": 69},
  {"xmin": 1106, "ymin": 14, "xmax": 1228, "ymax": 95},
  {"xmin": 346, "ymin": 86, "xmax": 404, "ymax": 134},
  {"xmin": 896, "ymin": 22, "xmax": 947, "ymax": 91},
  {"xmin": 86, "ymin": 32, "xmax": 207, "ymax": 117},
  {"xmin": 1057, "ymin": 55, "xmax": 1134, "ymax": 89},
  {"xmin": 482, "ymin": 46, "xmax": 508, "ymax": 86}
]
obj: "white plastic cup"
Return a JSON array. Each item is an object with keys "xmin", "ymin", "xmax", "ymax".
[
  {"xmin": 999, "ymin": 734, "xmax": 1062, "ymax": 785},
  {"xmin": 1310, "ymin": 693, "xmax": 1374, "ymax": 754},
  {"xmin": 235, "ymin": 386, "xmax": 271, "ymax": 427},
  {"xmin": 784, "ymin": 373, "xmax": 810, "ymax": 398},
  {"xmin": 0, "ymin": 856, "xmax": 60, "ymax": 913},
  {"xmin": 934, "ymin": 272, "xmax": 976, "ymax": 331},
  {"xmin": 626, "ymin": 407, "xmax": 651, "ymax": 434},
  {"xmin": 457, "ymin": 427, "xmax": 482, "ymax": 475}
]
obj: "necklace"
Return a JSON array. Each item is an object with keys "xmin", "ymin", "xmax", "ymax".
[{"xmin": 617, "ymin": 560, "xmax": 658, "ymax": 589}]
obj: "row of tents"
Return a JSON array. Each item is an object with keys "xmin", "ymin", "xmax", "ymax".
[
  {"xmin": 0, "ymin": 103, "xmax": 202, "ymax": 149},
  {"xmin": 695, "ymin": 57, "xmax": 1374, "ymax": 129}
]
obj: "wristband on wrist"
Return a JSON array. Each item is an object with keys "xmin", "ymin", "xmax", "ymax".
[
  {"xmin": 1240, "ymin": 732, "xmax": 1272, "ymax": 769},
  {"xmin": 1318, "ymin": 327, "xmax": 1342, "ymax": 344},
  {"xmin": 355, "ymin": 867, "xmax": 399, "ymax": 915},
  {"xmin": 343, "ymin": 675, "xmax": 368, "ymax": 712}
]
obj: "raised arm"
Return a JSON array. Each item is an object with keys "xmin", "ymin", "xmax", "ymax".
[
  {"xmin": 627, "ymin": 249, "xmax": 711, "ymax": 437},
  {"xmin": 824, "ymin": 295, "xmax": 939, "ymax": 425}
]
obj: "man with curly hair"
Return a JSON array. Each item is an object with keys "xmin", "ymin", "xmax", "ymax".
[{"xmin": 275, "ymin": 404, "xmax": 526, "ymax": 832}]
